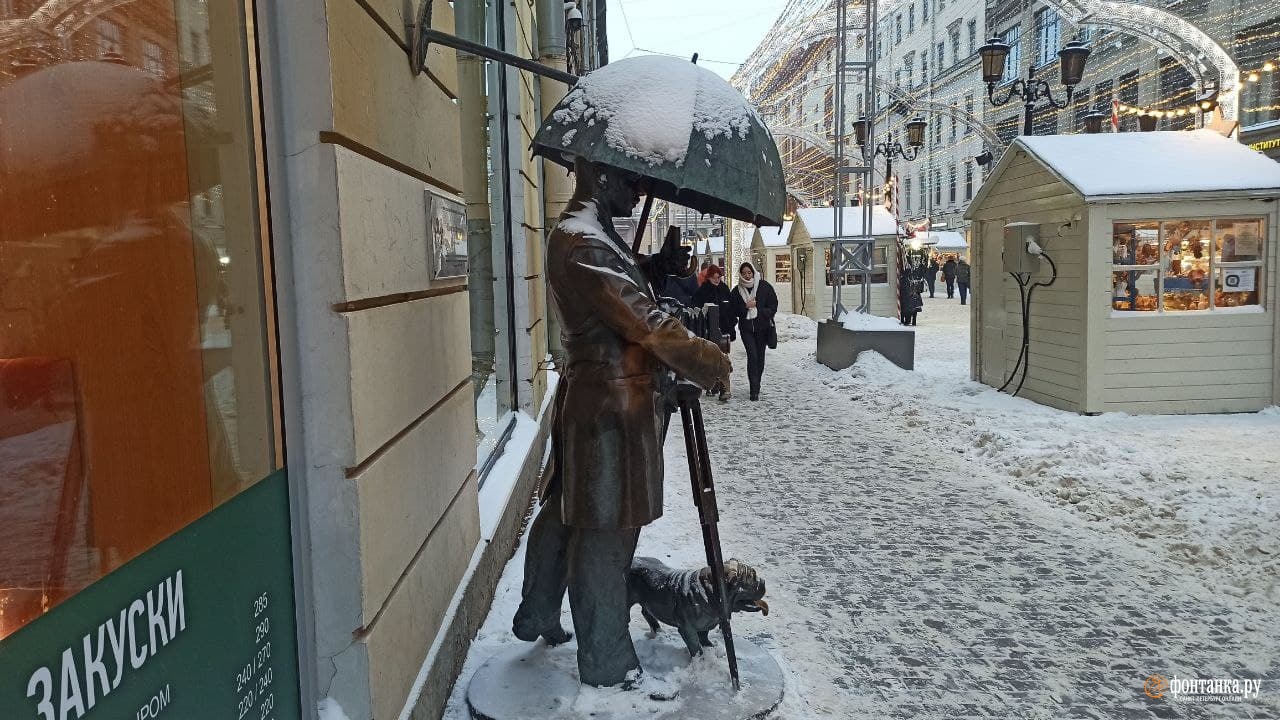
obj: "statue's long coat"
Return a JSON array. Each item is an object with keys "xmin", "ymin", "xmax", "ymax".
[{"xmin": 544, "ymin": 203, "xmax": 724, "ymax": 529}]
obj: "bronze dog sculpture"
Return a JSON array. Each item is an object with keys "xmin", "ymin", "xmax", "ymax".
[{"xmin": 627, "ymin": 557, "xmax": 768, "ymax": 657}]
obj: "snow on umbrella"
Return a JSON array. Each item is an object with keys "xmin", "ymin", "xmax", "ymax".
[{"xmin": 532, "ymin": 55, "xmax": 785, "ymax": 228}]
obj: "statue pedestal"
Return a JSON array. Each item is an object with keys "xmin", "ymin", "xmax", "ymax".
[{"xmin": 466, "ymin": 633, "xmax": 784, "ymax": 720}]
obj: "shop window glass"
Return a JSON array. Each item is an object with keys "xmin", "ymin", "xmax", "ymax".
[
  {"xmin": 1000, "ymin": 25, "xmax": 1022, "ymax": 83},
  {"xmin": 775, "ymin": 254, "xmax": 793, "ymax": 283},
  {"xmin": 1, "ymin": 2, "xmax": 278, "ymax": 638},
  {"xmin": 1110, "ymin": 219, "xmax": 1265, "ymax": 313},
  {"xmin": 1214, "ymin": 218, "xmax": 1265, "ymax": 307},
  {"xmin": 825, "ymin": 247, "xmax": 889, "ymax": 285}
]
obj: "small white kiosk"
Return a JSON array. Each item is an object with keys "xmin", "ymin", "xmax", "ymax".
[
  {"xmin": 917, "ymin": 230, "xmax": 969, "ymax": 262},
  {"xmin": 790, "ymin": 206, "xmax": 902, "ymax": 320},
  {"xmin": 750, "ymin": 221, "xmax": 794, "ymax": 313},
  {"xmin": 967, "ymin": 130, "xmax": 1280, "ymax": 414}
]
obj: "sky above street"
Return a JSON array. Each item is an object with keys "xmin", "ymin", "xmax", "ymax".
[{"xmin": 605, "ymin": 0, "xmax": 791, "ymax": 80}]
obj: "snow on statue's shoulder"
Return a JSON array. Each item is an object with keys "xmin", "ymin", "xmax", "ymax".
[
  {"xmin": 550, "ymin": 55, "xmax": 758, "ymax": 168},
  {"xmin": 557, "ymin": 201, "xmax": 638, "ymax": 267}
]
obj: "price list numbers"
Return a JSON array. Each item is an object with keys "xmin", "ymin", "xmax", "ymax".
[{"xmin": 234, "ymin": 593, "xmax": 277, "ymax": 720}]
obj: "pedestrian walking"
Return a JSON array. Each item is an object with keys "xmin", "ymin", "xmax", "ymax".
[
  {"xmin": 728, "ymin": 262, "xmax": 779, "ymax": 401},
  {"xmin": 696, "ymin": 260, "xmax": 711, "ymax": 286},
  {"xmin": 925, "ymin": 257, "xmax": 939, "ymax": 297},
  {"xmin": 942, "ymin": 257, "xmax": 958, "ymax": 299},
  {"xmin": 899, "ymin": 268, "xmax": 922, "ymax": 326},
  {"xmin": 956, "ymin": 258, "xmax": 972, "ymax": 305},
  {"xmin": 693, "ymin": 264, "xmax": 736, "ymax": 401}
]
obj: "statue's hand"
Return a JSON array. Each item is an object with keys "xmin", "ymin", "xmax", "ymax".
[{"xmin": 656, "ymin": 226, "xmax": 693, "ymax": 277}]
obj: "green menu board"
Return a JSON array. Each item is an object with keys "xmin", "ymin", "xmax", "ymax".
[{"xmin": 0, "ymin": 470, "xmax": 300, "ymax": 720}]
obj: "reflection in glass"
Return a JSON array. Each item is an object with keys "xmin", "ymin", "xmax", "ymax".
[{"xmin": 0, "ymin": 1, "xmax": 275, "ymax": 638}]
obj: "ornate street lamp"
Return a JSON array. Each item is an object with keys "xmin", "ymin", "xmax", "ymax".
[
  {"xmin": 979, "ymin": 38, "xmax": 1092, "ymax": 135},
  {"xmin": 854, "ymin": 116, "xmax": 927, "ymax": 203}
]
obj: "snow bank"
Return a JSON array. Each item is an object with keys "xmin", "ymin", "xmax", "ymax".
[
  {"xmin": 550, "ymin": 55, "xmax": 760, "ymax": 168},
  {"xmin": 823, "ymin": 299, "xmax": 1280, "ymax": 598},
  {"xmin": 840, "ymin": 311, "xmax": 913, "ymax": 332}
]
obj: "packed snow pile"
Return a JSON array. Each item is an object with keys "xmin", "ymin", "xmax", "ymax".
[
  {"xmin": 840, "ymin": 310, "xmax": 913, "ymax": 332},
  {"xmin": 823, "ymin": 299, "xmax": 1280, "ymax": 598},
  {"xmin": 550, "ymin": 55, "xmax": 760, "ymax": 167}
]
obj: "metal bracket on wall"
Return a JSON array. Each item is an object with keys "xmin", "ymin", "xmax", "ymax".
[{"xmin": 408, "ymin": 0, "xmax": 578, "ymax": 84}]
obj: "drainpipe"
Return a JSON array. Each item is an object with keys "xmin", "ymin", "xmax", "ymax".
[
  {"xmin": 458, "ymin": 0, "xmax": 494, "ymax": 399},
  {"xmin": 538, "ymin": 0, "xmax": 571, "ymax": 368}
]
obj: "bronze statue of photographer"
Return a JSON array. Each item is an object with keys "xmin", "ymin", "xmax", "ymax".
[{"xmin": 512, "ymin": 158, "xmax": 731, "ymax": 687}]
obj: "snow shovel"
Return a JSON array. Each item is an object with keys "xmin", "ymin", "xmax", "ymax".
[{"xmin": 675, "ymin": 384, "xmax": 741, "ymax": 691}]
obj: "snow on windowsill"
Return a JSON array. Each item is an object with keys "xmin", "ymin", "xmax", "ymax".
[
  {"xmin": 477, "ymin": 370, "xmax": 560, "ymax": 540},
  {"xmin": 1110, "ymin": 305, "xmax": 1265, "ymax": 319}
]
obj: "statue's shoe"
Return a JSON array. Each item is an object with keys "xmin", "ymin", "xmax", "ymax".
[{"xmin": 511, "ymin": 613, "xmax": 573, "ymax": 646}]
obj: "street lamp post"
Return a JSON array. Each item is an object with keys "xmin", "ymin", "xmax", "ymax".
[
  {"xmin": 978, "ymin": 38, "xmax": 1091, "ymax": 136},
  {"xmin": 852, "ymin": 115, "xmax": 927, "ymax": 203}
]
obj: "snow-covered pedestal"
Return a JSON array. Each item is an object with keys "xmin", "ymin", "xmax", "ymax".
[
  {"xmin": 465, "ymin": 633, "xmax": 783, "ymax": 720},
  {"xmin": 816, "ymin": 313, "xmax": 915, "ymax": 371}
]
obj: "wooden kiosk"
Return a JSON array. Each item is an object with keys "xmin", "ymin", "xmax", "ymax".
[
  {"xmin": 790, "ymin": 206, "xmax": 902, "ymax": 320},
  {"xmin": 750, "ymin": 221, "xmax": 794, "ymax": 313},
  {"xmin": 967, "ymin": 130, "xmax": 1280, "ymax": 414}
]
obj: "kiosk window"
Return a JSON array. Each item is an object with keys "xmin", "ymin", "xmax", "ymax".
[{"xmin": 1110, "ymin": 219, "xmax": 1265, "ymax": 313}]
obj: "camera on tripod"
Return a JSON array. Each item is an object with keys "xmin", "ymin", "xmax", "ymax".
[{"xmin": 659, "ymin": 297, "xmax": 727, "ymax": 351}]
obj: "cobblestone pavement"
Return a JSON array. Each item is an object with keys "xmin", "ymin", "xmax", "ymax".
[{"xmin": 642, "ymin": 316, "xmax": 1279, "ymax": 720}]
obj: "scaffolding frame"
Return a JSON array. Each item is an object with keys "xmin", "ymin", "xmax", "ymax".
[{"xmin": 830, "ymin": 0, "xmax": 878, "ymax": 318}]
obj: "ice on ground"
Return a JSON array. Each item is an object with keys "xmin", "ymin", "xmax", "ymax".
[{"xmin": 550, "ymin": 55, "xmax": 759, "ymax": 168}]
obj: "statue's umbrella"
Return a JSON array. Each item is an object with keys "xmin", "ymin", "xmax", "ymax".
[{"xmin": 531, "ymin": 55, "xmax": 785, "ymax": 250}]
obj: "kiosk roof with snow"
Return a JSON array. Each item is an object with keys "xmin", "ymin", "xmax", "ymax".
[{"xmin": 966, "ymin": 130, "xmax": 1280, "ymax": 415}]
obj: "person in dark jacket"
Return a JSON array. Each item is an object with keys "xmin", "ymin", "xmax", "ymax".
[
  {"xmin": 942, "ymin": 257, "xmax": 958, "ymax": 298},
  {"xmin": 924, "ymin": 257, "xmax": 939, "ymax": 297},
  {"xmin": 956, "ymin": 258, "xmax": 972, "ymax": 305},
  {"xmin": 728, "ymin": 262, "xmax": 779, "ymax": 401},
  {"xmin": 692, "ymin": 264, "xmax": 735, "ymax": 400},
  {"xmin": 899, "ymin": 268, "xmax": 923, "ymax": 325}
]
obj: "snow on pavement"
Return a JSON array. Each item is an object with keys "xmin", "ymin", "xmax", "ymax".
[{"xmin": 445, "ymin": 294, "xmax": 1278, "ymax": 719}]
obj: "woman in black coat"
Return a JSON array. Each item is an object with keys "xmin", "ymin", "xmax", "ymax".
[
  {"xmin": 727, "ymin": 262, "xmax": 779, "ymax": 401},
  {"xmin": 692, "ymin": 265, "xmax": 735, "ymax": 400}
]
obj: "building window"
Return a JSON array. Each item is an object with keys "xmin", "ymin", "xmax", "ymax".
[
  {"xmin": 143, "ymin": 40, "xmax": 165, "ymax": 78},
  {"xmin": 921, "ymin": 53, "xmax": 928, "ymax": 83},
  {"xmin": 1035, "ymin": 9, "xmax": 1061, "ymax": 67},
  {"xmin": 905, "ymin": 177, "xmax": 913, "ymax": 212},
  {"xmin": 949, "ymin": 114, "xmax": 957, "ymax": 142},
  {"xmin": 951, "ymin": 30, "xmax": 961, "ymax": 67},
  {"xmin": 97, "ymin": 18, "xmax": 123, "ymax": 59},
  {"xmin": 948, "ymin": 166, "xmax": 957, "ymax": 204},
  {"xmin": 1000, "ymin": 25, "xmax": 1021, "ymax": 83},
  {"xmin": 932, "ymin": 117, "xmax": 942, "ymax": 145},
  {"xmin": 968, "ymin": 19, "xmax": 977, "ymax": 55},
  {"xmin": 934, "ymin": 170, "xmax": 942, "ymax": 205},
  {"xmin": 908, "ymin": 5, "xmax": 915, "ymax": 33},
  {"xmin": 936, "ymin": 42, "xmax": 945, "ymax": 70},
  {"xmin": 917, "ymin": 171, "xmax": 926, "ymax": 211},
  {"xmin": 1110, "ymin": 219, "xmax": 1265, "ymax": 312},
  {"xmin": 896, "ymin": 15, "xmax": 903, "ymax": 44},
  {"xmin": 922, "ymin": 0, "xmax": 929, "ymax": 22},
  {"xmin": 1072, "ymin": 88, "xmax": 1093, "ymax": 131},
  {"xmin": 775, "ymin": 254, "xmax": 792, "ymax": 283},
  {"xmin": 964, "ymin": 162, "xmax": 974, "ymax": 200},
  {"xmin": 964, "ymin": 94, "xmax": 975, "ymax": 135},
  {"xmin": 938, "ymin": 0, "xmax": 945, "ymax": 11}
]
